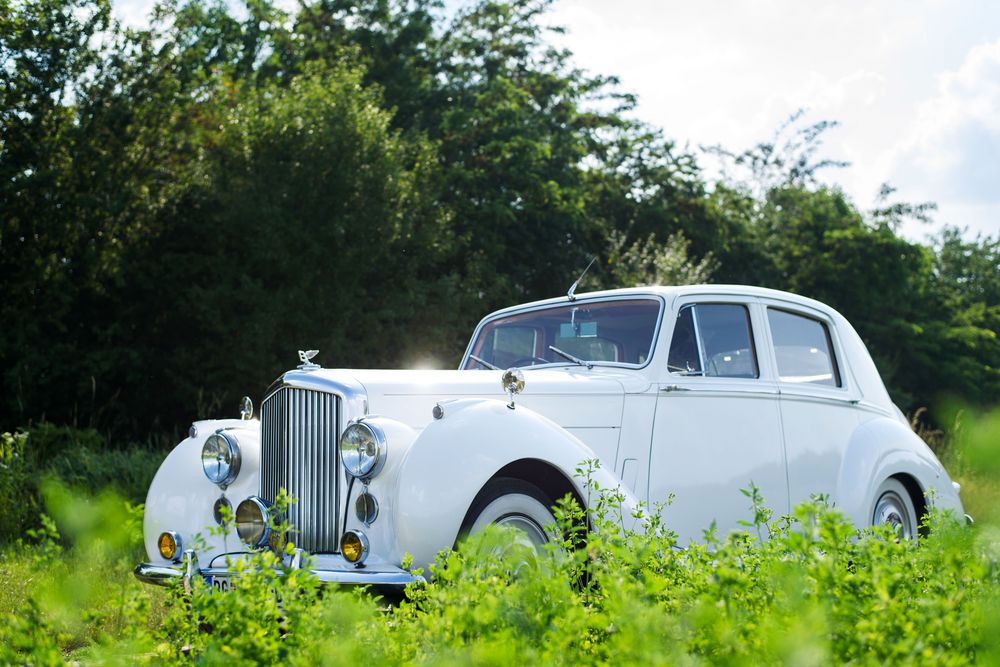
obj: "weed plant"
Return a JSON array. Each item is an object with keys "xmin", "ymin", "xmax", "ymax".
[{"xmin": 1, "ymin": 409, "xmax": 999, "ymax": 665}]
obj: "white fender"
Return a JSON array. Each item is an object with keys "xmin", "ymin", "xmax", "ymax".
[
  {"xmin": 392, "ymin": 398, "xmax": 639, "ymax": 570},
  {"xmin": 143, "ymin": 419, "xmax": 260, "ymax": 569},
  {"xmin": 834, "ymin": 416, "xmax": 962, "ymax": 527}
]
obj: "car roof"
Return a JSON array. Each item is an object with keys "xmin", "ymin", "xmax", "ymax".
[{"xmin": 484, "ymin": 285, "xmax": 840, "ymax": 320}]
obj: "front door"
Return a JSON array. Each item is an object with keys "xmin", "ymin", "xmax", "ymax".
[{"xmin": 650, "ymin": 301, "xmax": 788, "ymax": 543}]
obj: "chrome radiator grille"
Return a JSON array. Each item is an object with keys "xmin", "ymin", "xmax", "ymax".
[{"xmin": 260, "ymin": 387, "xmax": 340, "ymax": 552}]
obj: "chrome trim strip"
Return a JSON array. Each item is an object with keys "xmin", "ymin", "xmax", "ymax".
[
  {"xmin": 133, "ymin": 562, "xmax": 423, "ymax": 588},
  {"xmin": 263, "ymin": 369, "xmax": 368, "ymax": 416}
]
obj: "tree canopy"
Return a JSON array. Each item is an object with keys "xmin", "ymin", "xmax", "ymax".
[{"xmin": 1, "ymin": 0, "xmax": 996, "ymax": 437}]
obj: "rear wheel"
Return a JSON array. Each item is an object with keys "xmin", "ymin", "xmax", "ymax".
[
  {"xmin": 872, "ymin": 478, "xmax": 918, "ymax": 540},
  {"xmin": 460, "ymin": 477, "xmax": 557, "ymax": 549}
]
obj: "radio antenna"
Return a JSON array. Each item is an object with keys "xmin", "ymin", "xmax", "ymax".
[{"xmin": 567, "ymin": 256, "xmax": 597, "ymax": 301}]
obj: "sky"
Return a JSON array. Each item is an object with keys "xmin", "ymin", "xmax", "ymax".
[
  {"xmin": 113, "ymin": 0, "xmax": 1000, "ymax": 243},
  {"xmin": 539, "ymin": 1, "xmax": 1000, "ymax": 243}
]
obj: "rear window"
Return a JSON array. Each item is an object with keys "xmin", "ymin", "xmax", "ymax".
[{"xmin": 767, "ymin": 309, "xmax": 841, "ymax": 387}]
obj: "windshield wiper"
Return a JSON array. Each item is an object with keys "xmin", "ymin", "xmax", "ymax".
[
  {"xmin": 469, "ymin": 354, "xmax": 500, "ymax": 370},
  {"xmin": 548, "ymin": 345, "xmax": 593, "ymax": 369}
]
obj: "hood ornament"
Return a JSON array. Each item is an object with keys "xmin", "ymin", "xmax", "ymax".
[
  {"xmin": 298, "ymin": 349, "xmax": 320, "ymax": 370},
  {"xmin": 501, "ymin": 368, "xmax": 525, "ymax": 410}
]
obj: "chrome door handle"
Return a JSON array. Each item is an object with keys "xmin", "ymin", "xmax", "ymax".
[{"xmin": 660, "ymin": 385, "xmax": 691, "ymax": 392}]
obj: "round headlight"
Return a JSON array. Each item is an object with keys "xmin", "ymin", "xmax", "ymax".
[
  {"xmin": 339, "ymin": 422, "xmax": 386, "ymax": 479},
  {"xmin": 202, "ymin": 432, "xmax": 241, "ymax": 486},
  {"xmin": 236, "ymin": 496, "xmax": 270, "ymax": 547}
]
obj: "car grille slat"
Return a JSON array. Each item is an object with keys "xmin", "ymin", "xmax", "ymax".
[{"xmin": 261, "ymin": 387, "xmax": 340, "ymax": 552}]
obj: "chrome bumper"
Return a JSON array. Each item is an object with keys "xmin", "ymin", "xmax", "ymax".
[{"xmin": 134, "ymin": 550, "xmax": 423, "ymax": 590}]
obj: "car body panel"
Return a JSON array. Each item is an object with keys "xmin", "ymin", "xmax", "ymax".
[{"xmin": 138, "ymin": 284, "xmax": 965, "ymax": 587}]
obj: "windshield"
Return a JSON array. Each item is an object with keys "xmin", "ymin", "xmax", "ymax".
[{"xmin": 462, "ymin": 298, "xmax": 662, "ymax": 370}]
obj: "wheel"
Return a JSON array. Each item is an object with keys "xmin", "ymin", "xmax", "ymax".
[
  {"xmin": 871, "ymin": 478, "xmax": 918, "ymax": 539},
  {"xmin": 459, "ymin": 477, "xmax": 557, "ymax": 549}
]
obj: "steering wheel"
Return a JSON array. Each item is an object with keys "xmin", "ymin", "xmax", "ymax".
[{"xmin": 511, "ymin": 356, "xmax": 549, "ymax": 367}]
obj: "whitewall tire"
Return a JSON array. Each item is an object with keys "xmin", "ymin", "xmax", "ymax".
[
  {"xmin": 872, "ymin": 478, "xmax": 918, "ymax": 539},
  {"xmin": 461, "ymin": 477, "xmax": 557, "ymax": 548}
]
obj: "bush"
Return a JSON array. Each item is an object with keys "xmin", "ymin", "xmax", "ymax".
[
  {"xmin": 0, "ymin": 424, "xmax": 163, "ymax": 542},
  {"xmin": 2, "ymin": 408, "xmax": 999, "ymax": 663},
  {"xmin": 0, "ymin": 430, "xmax": 37, "ymax": 545}
]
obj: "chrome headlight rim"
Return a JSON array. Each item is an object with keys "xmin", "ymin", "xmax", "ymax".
[
  {"xmin": 339, "ymin": 421, "xmax": 386, "ymax": 480},
  {"xmin": 201, "ymin": 431, "xmax": 242, "ymax": 487},
  {"xmin": 235, "ymin": 496, "xmax": 271, "ymax": 548}
]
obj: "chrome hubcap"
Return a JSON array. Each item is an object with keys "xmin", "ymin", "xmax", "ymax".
[{"xmin": 873, "ymin": 491, "xmax": 912, "ymax": 539}]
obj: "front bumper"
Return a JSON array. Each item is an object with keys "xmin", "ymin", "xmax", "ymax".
[{"xmin": 134, "ymin": 550, "xmax": 423, "ymax": 590}]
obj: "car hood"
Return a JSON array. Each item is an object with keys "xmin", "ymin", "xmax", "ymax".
[{"xmin": 276, "ymin": 367, "xmax": 635, "ymax": 432}]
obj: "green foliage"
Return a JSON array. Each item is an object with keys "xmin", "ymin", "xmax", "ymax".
[
  {"xmin": 0, "ymin": 481, "xmax": 163, "ymax": 661},
  {"xmin": 4, "ymin": 408, "xmax": 1000, "ymax": 664},
  {"xmin": 0, "ymin": 425, "xmax": 162, "ymax": 543},
  {"xmin": 0, "ymin": 431, "xmax": 35, "ymax": 540},
  {"xmin": 604, "ymin": 229, "xmax": 717, "ymax": 287},
  {"xmin": 1, "ymin": 0, "xmax": 997, "ymax": 432}
]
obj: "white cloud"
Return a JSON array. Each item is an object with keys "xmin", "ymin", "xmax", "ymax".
[
  {"xmin": 546, "ymin": 0, "xmax": 1000, "ymax": 240},
  {"xmin": 888, "ymin": 39, "xmax": 1000, "ymax": 238},
  {"xmin": 113, "ymin": 0, "xmax": 156, "ymax": 28}
]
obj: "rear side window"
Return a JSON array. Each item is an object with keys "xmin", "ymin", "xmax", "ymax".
[
  {"xmin": 668, "ymin": 304, "xmax": 758, "ymax": 378},
  {"xmin": 767, "ymin": 309, "xmax": 841, "ymax": 387}
]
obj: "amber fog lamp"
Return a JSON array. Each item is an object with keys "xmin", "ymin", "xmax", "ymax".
[
  {"xmin": 158, "ymin": 531, "xmax": 182, "ymax": 561},
  {"xmin": 339, "ymin": 422, "xmax": 386, "ymax": 479},
  {"xmin": 340, "ymin": 530, "xmax": 370, "ymax": 565},
  {"xmin": 236, "ymin": 496, "xmax": 270, "ymax": 547}
]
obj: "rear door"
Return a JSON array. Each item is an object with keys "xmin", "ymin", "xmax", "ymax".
[
  {"xmin": 650, "ymin": 297, "xmax": 788, "ymax": 543},
  {"xmin": 760, "ymin": 302, "xmax": 861, "ymax": 506}
]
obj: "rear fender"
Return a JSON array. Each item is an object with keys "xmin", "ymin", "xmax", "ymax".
[{"xmin": 835, "ymin": 416, "xmax": 963, "ymax": 526}]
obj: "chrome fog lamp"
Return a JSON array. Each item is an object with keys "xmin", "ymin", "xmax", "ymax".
[
  {"xmin": 201, "ymin": 432, "xmax": 241, "ymax": 487},
  {"xmin": 356, "ymin": 492, "xmax": 379, "ymax": 525},
  {"xmin": 341, "ymin": 529, "xmax": 370, "ymax": 565},
  {"xmin": 235, "ymin": 496, "xmax": 270, "ymax": 547},
  {"xmin": 213, "ymin": 495, "xmax": 233, "ymax": 526},
  {"xmin": 158, "ymin": 531, "xmax": 182, "ymax": 561},
  {"xmin": 339, "ymin": 422, "xmax": 386, "ymax": 479}
]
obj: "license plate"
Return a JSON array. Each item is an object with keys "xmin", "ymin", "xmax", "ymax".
[{"xmin": 205, "ymin": 575, "xmax": 233, "ymax": 593}]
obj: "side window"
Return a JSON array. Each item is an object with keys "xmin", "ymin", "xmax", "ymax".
[
  {"xmin": 767, "ymin": 309, "xmax": 841, "ymax": 387},
  {"xmin": 668, "ymin": 304, "xmax": 758, "ymax": 378}
]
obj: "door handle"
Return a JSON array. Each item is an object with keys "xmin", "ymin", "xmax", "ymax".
[{"xmin": 660, "ymin": 385, "xmax": 691, "ymax": 392}]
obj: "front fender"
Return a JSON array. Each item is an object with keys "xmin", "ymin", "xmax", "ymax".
[
  {"xmin": 393, "ymin": 398, "xmax": 638, "ymax": 570},
  {"xmin": 835, "ymin": 416, "xmax": 963, "ymax": 526},
  {"xmin": 143, "ymin": 419, "xmax": 260, "ymax": 569}
]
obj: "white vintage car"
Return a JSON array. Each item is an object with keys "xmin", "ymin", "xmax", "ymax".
[{"xmin": 136, "ymin": 285, "xmax": 965, "ymax": 590}]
